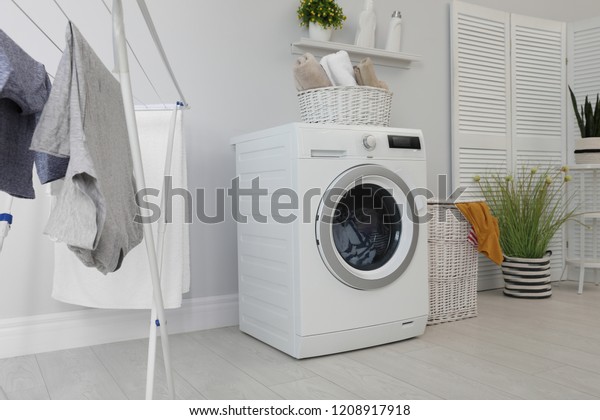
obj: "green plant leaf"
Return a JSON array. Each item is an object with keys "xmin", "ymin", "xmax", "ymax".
[
  {"xmin": 568, "ymin": 86, "xmax": 600, "ymax": 138},
  {"xmin": 569, "ymin": 86, "xmax": 585, "ymax": 138},
  {"xmin": 585, "ymin": 96, "xmax": 593, "ymax": 137},
  {"xmin": 297, "ymin": 0, "xmax": 346, "ymax": 29},
  {"xmin": 592, "ymin": 94, "xmax": 600, "ymax": 137},
  {"xmin": 478, "ymin": 166, "xmax": 577, "ymax": 258}
]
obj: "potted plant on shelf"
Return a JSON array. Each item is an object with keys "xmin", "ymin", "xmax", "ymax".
[
  {"xmin": 476, "ymin": 166, "xmax": 576, "ymax": 298},
  {"xmin": 569, "ymin": 86, "xmax": 600, "ymax": 164},
  {"xmin": 297, "ymin": 0, "xmax": 347, "ymax": 42}
]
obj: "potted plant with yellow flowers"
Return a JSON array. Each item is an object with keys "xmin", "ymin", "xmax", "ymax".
[
  {"xmin": 297, "ymin": 0, "xmax": 347, "ymax": 42},
  {"xmin": 476, "ymin": 166, "xmax": 576, "ymax": 298}
]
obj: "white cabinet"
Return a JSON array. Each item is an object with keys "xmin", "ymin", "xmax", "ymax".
[{"xmin": 564, "ymin": 164, "xmax": 600, "ymax": 294}]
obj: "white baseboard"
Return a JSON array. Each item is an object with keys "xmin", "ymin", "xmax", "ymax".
[{"xmin": 0, "ymin": 294, "xmax": 239, "ymax": 359}]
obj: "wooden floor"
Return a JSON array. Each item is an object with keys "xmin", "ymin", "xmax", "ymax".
[{"xmin": 1, "ymin": 281, "xmax": 599, "ymax": 400}]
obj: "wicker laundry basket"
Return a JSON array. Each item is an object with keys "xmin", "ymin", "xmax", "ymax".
[
  {"xmin": 297, "ymin": 86, "xmax": 392, "ymax": 126},
  {"xmin": 427, "ymin": 203, "xmax": 478, "ymax": 325}
]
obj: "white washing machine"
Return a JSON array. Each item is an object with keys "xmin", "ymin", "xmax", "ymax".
[{"xmin": 231, "ymin": 123, "xmax": 428, "ymax": 358}]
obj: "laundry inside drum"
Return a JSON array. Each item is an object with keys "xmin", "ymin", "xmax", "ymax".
[{"xmin": 331, "ymin": 183, "xmax": 402, "ymax": 271}]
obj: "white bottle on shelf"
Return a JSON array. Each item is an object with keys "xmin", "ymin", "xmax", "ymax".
[
  {"xmin": 384, "ymin": 11, "xmax": 402, "ymax": 52},
  {"xmin": 355, "ymin": 0, "xmax": 376, "ymax": 48}
]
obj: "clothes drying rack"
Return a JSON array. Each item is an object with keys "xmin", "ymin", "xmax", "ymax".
[{"xmin": 0, "ymin": 0, "xmax": 189, "ymax": 400}]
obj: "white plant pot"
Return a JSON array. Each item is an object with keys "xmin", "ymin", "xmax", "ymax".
[
  {"xmin": 501, "ymin": 253, "xmax": 552, "ymax": 299},
  {"xmin": 575, "ymin": 137, "xmax": 600, "ymax": 164},
  {"xmin": 309, "ymin": 22, "xmax": 333, "ymax": 42}
]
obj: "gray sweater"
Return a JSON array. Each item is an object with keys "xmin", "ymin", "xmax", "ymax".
[{"xmin": 30, "ymin": 23, "xmax": 143, "ymax": 274}]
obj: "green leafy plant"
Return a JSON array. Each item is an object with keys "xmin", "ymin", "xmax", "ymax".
[
  {"xmin": 569, "ymin": 86, "xmax": 600, "ymax": 138},
  {"xmin": 476, "ymin": 166, "xmax": 576, "ymax": 259},
  {"xmin": 297, "ymin": 0, "xmax": 347, "ymax": 30}
]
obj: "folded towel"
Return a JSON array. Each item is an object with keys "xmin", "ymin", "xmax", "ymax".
[
  {"xmin": 293, "ymin": 53, "xmax": 332, "ymax": 91},
  {"xmin": 377, "ymin": 80, "xmax": 389, "ymax": 90},
  {"xmin": 455, "ymin": 202, "xmax": 503, "ymax": 265},
  {"xmin": 320, "ymin": 50, "xmax": 357, "ymax": 87},
  {"xmin": 354, "ymin": 57, "xmax": 388, "ymax": 90}
]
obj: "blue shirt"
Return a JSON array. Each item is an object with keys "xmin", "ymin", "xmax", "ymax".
[{"xmin": 0, "ymin": 29, "xmax": 69, "ymax": 199}]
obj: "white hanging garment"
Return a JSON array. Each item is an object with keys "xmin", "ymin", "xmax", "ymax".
[{"xmin": 50, "ymin": 110, "xmax": 190, "ymax": 309}]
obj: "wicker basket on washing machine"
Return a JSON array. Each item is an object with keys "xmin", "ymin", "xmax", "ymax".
[
  {"xmin": 297, "ymin": 86, "xmax": 392, "ymax": 126},
  {"xmin": 427, "ymin": 202, "xmax": 478, "ymax": 325}
]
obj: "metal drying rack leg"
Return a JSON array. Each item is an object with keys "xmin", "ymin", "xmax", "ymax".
[
  {"xmin": 145, "ymin": 105, "xmax": 181, "ymax": 399},
  {"xmin": 113, "ymin": 0, "xmax": 174, "ymax": 400}
]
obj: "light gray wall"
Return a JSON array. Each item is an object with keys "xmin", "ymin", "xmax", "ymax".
[
  {"xmin": 158, "ymin": 0, "xmax": 455, "ymax": 300},
  {"xmin": 2, "ymin": 0, "xmax": 600, "ymax": 319}
]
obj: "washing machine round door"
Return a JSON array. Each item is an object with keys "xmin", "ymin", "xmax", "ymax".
[{"xmin": 315, "ymin": 164, "xmax": 420, "ymax": 290}]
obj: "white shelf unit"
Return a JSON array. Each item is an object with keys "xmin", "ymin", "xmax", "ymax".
[
  {"xmin": 564, "ymin": 164, "xmax": 600, "ymax": 294},
  {"xmin": 291, "ymin": 38, "xmax": 421, "ymax": 68}
]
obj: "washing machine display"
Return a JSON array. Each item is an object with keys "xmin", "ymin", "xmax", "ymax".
[{"xmin": 316, "ymin": 164, "xmax": 419, "ymax": 290}]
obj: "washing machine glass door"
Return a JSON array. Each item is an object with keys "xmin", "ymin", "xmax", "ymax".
[{"xmin": 316, "ymin": 164, "xmax": 420, "ymax": 290}]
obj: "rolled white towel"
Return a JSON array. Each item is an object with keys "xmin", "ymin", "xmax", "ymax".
[{"xmin": 320, "ymin": 50, "xmax": 357, "ymax": 87}]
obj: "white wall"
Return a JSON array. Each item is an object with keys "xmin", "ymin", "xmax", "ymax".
[
  {"xmin": 2, "ymin": 0, "xmax": 600, "ymax": 322},
  {"xmin": 158, "ymin": 0, "xmax": 455, "ymax": 301}
]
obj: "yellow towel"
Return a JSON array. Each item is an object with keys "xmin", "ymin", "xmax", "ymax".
[{"xmin": 455, "ymin": 202, "xmax": 503, "ymax": 265}]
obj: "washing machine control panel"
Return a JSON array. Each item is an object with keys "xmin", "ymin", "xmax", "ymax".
[
  {"xmin": 297, "ymin": 125, "xmax": 425, "ymax": 160},
  {"xmin": 362, "ymin": 134, "xmax": 422, "ymax": 152},
  {"xmin": 362, "ymin": 135, "xmax": 377, "ymax": 151}
]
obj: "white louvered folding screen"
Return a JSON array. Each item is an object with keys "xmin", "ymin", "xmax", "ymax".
[
  {"xmin": 452, "ymin": 1, "xmax": 566, "ymax": 290},
  {"xmin": 512, "ymin": 15, "xmax": 566, "ymax": 280},
  {"xmin": 566, "ymin": 17, "xmax": 600, "ymax": 283},
  {"xmin": 568, "ymin": 17, "xmax": 600, "ymax": 160},
  {"xmin": 452, "ymin": 2, "xmax": 510, "ymax": 290},
  {"xmin": 457, "ymin": 149, "xmax": 507, "ymax": 289},
  {"xmin": 512, "ymin": 17, "xmax": 565, "ymax": 144},
  {"xmin": 452, "ymin": 2, "xmax": 511, "ymax": 166},
  {"xmin": 455, "ymin": 13, "xmax": 510, "ymax": 138}
]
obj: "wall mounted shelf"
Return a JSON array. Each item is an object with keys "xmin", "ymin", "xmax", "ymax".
[{"xmin": 291, "ymin": 38, "xmax": 421, "ymax": 69}]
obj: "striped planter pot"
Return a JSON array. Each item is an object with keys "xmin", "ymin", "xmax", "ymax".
[
  {"xmin": 575, "ymin": 137, "xmax": 600, "ymax": 164},
  {"xmin": 501, "ymin": 253, "xmax": 552, "ymax": 299}
]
